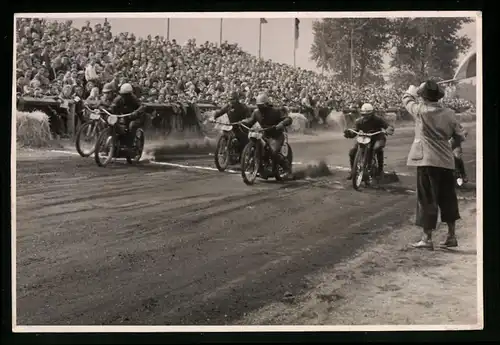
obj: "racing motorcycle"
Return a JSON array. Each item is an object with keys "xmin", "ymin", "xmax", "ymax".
[
  {"xmin": 75, "ymin": 105, "xmax": 107, "ymax": 157},
  {"xmin": 454, "ymin": 159, "xmax": 468, "ymax": 188},
  {"xmin": 94, "ymin": 108, "xmax": 145, "ymax": 167},
  {"xmin": 239, "ymin": 123, "xmax": 293, "ymax": 186},
  {"xmin": 347, "ymin": 128, "xmax": 389, "ymax": 191},
  {"xmin": 212, "ymin": 120, "xmax": 247, "ymax": 172}
]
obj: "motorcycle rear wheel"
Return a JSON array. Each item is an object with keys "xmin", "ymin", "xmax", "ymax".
[
  {"xmin": 241, "ymin": 142, "xmax": 260, "ymax": 185},
  {"xmin": 126, "ymin": 129, "xmax": 145, "ymax": 164},
  {"xmin": 94, "ymin": 129, "xmax": 116, "ymax": 167},
  {"xmin": 274, "ymin": 143, "xmax": 293, "ymax": 181}
]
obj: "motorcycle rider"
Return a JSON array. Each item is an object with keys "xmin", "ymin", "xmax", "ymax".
[
  {"xmin": 97, "ymin": 82, "xmax": 116, "ymax": 109},
  {"xmin": 238, "ymin": 93, "xmax": 293, "ymax": 176},
  {"xmin": 344, "ymin": 103, "xmax": 395, "ymax": 180},
  {"xmin": 109, "ymin": 82, "xmax": 146, "ymax": 147},
  {"xmin": 210, "ymin": 91, "xmax": 251, "ymax": 151}
]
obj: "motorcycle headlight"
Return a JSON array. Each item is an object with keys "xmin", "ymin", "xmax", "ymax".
[
  {"xmin": 248, "ymin": 131, "xmax": 262, "ymax": 139},
  {"xmin": 356, "ymin": 136, "xmax": 371, "ymax": 144},
  {"xmin": 90, "ymin": 113, "xmax": 100, "ymax": 120},
  {"xmin": 107, "ymin": 115, "xmax": 118, "ymax": 125}
]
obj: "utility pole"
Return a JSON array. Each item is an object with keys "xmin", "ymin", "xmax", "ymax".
[{"xmin": 166, "ymin": 18, "xmax": 170, "ymax": 41}]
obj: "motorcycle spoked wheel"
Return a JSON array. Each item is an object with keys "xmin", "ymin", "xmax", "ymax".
[
  {"xmin": 214, "ymin": 135, "xmax": 231, "ymax": 172},
  {"xmin": 241, "ymin": 142, "xmax": 260, "ymax": 185},
  {"xmin": 365, "ymin": 154, "xmax": 379, "ymax": 187},
  {"xmin": 94, "ymin": 128, "xmax": 116, "ymax": 167},
  {"xmin": 352, "ymin": 147, "xmax": 366, "ymax": 191},
  {"xmin": 274, "ymin": 143, "xmax": 293, "ymax": 182},
  {"xmin": 75, "ymin": 121, "xmax": 99, "ymax": 157},
  {"xmin": 126, "ymin": 130, "xmax": 145, "ymax": 164}
]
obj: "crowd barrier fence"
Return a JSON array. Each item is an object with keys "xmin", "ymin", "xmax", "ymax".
[{"xmin": 17, "ymin": 96, "xmax": 467, "ymax": 139}]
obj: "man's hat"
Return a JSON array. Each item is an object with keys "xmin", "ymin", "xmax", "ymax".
[{"xmin": 417, "ymin": 80, "xmax": 445, "ymax": 101}]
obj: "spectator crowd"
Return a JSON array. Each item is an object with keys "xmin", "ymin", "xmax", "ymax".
[{"xmin": 16, "ymin": 18, "xmax": 475, "ymax": 113}]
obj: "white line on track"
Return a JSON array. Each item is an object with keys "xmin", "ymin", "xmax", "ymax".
[{"xmin": 48, "ymin": 149, "xmax": 414, "ymax": 177}]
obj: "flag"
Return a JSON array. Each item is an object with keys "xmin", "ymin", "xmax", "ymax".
[
  {"xmin": 454, "ymin": 51, "xmax": 476, "ymax": 80},
  {"xmin": 294, "ymin": 18, "xmax": 300, "ymax": 48},
  {"xmin": 260, "ymin": 18, "xmax": 268, "ymax": 24}
]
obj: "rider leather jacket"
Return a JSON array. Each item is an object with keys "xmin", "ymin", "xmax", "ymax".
[
  {"xmin": 109, "ymin": 93, "xmax": 145, "ymax": 123},
  {"xmin": 345, "ymin": 114, "xmax": 390, "ymax": 140},
  {"xmin": 213, "ymin": 102, "xmax": 251, "ymax": 123},
  {"xmin": 241, "ymin": 106, "xmax": 293, "ymax": 139}
]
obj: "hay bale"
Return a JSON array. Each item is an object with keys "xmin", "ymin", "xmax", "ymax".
[
  {"xmin": 288, "ymin": 113, "xmax": 308, "ymax": 133},
  {"xmin": 16, "ymin": 110, "xmax": 53, "ymax": 148}
]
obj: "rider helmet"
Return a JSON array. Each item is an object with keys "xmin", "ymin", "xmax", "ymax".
[
  {"xmin": 256, "ymin": 93, "xmax": 269, "ymax": 106},
  {"xmin": 119, "ymin": 83, "xmax": 134, "ymax": 95},
  {"xmin": 360, "ymin": 103, "xmax": 374, "ymax": 116},
  {"xmin": 102, "ymin": 82, "xmax": 114, "ymax": 93},
  {"xmin": 229, "ymin": 91, "xmax": 240, "ymax": 102}
]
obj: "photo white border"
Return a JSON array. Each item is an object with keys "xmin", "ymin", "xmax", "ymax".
[{"xmin": 11, "ymin": 10, "xmax": 483, "ymax": 333}]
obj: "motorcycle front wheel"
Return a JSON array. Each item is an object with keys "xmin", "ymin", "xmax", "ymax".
[
  {"xmin": 75, "ymin": 121, "xmax": 99, "ymax": 157},
  {"xmin": 214, "ymin": 134, "xmax": 230, "ymax": 172},
  {"xmin": 94, "ymin": 128, "xmax": 116, "ymax": 167},
  {"xmin": 352, "ymin": 147, "xmax": 366, "ymax": 191},
  {"xmin": 241, "ymin": 142, "xmax": 260, "ymax": 185}
]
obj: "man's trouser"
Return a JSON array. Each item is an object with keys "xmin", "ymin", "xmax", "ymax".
[
  {"xmin": 416, "ymin": 166, "xmax": 460, "ymax": 230},
  {"xmin": 349, "ymin": 137, "xmax": 386, "ymax": 175}
]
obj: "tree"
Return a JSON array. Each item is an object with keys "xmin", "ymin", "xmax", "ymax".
[
  {"xmin": 309, "ymin": 18, "xmax": 393, "ymax": 86},
  {"xmin": 389, "ymin": 17, "xmax": 473, "ymax": 83}
]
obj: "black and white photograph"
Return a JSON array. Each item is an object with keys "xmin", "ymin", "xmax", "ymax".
[{"xmin": 12, "ymin": 11, "xmax": 481, "ymax": 331}]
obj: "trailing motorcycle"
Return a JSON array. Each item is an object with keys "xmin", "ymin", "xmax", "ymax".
[
  {"xmin": 94, "ymin": 108, "xmax": 145, "ymax": 167},
  {"xmin": 75, "ymin": 105, "xmax": 106, "ymax": 157},
  {"xmin": 347, "ymin": 128, "xmax": 388, "ymax": 191},
  {"xmin": 212, "ymin": 120, "xmax": 247, "ymax": 172},
  {"xmin": 454, "ymin": 158, "xmax": 468, "ymax": 188},
  {"xmin": 239, "ymin": 123, "xmax": 293, "ymax": 185}
]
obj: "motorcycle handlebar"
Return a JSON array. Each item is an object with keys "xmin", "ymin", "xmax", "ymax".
[
  {"xmin": 239, "ymin": 123, "xmax": 277, "ymax": 132},
  {"xmin": 100, "ymin": 108, "xmax": 134, "ymax": 117},
  {"xmin": 212, "ymin": 121, "xmax": 241, "ymax": 126},
  {"xmin": 347, "ymin": 129, "xmax": 386, "ymax": 136}
]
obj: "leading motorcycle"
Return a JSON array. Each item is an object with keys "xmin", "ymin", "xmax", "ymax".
[
  {"xmin": 94, "ymin": 108, "xmax": 145, "ymax": 167},
  {"xmin": 239, "ymin": 123, "xmax": 293, "ymax": 185},
  {"xmin": 347, "ymin": 128, "xmax": 389, "ymax": 191}
]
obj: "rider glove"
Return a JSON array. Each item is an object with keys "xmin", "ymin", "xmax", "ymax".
[{"xmin": 275, "ymin": 123, "xmax": 285, "ymax": 131}]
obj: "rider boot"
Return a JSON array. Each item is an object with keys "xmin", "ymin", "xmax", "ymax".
[
  {"xmin": 376, "ymin": 150, "xmax": 385, "ymax": 177},
  {"xmin": 276, "ymin": 152, "xmax": 291, "ymax": 177}
]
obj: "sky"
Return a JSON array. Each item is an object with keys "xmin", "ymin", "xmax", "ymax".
[{"xmin": 60, "ymin": 16, "xmax": 477, "ymax": 74}]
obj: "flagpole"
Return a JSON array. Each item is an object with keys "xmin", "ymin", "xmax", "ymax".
[
  {"xmin": 219, "ymin": 18, "xmax": 223, "ymax": 46},
  {"xmin": 258, "ymin": 20, "xmax": 262, "ymax": 59},
  {"xmin": 293, "ymin": 19, "xmax": 296, "ymax": 68},
  {"xmin": 167, "ymin": 18, "xmax": 170, "ymax": 41}
]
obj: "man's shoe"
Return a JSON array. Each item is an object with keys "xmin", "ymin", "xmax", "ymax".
[
  {"xmin": 440, "ymin": 236, "xmax": 458, "ymax": 248},
  {"xmin": 410, "ymin": 239, "xmax": 434, "ymax": 250},
  {"xmin": 347, "ymin": 171, "xmax": 353, "ymax": 180}
]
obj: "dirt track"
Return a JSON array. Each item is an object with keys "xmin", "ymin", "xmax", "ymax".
[{"xmin": 15, "ymin": 125, "xmax": 477, "ymax": 325}]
